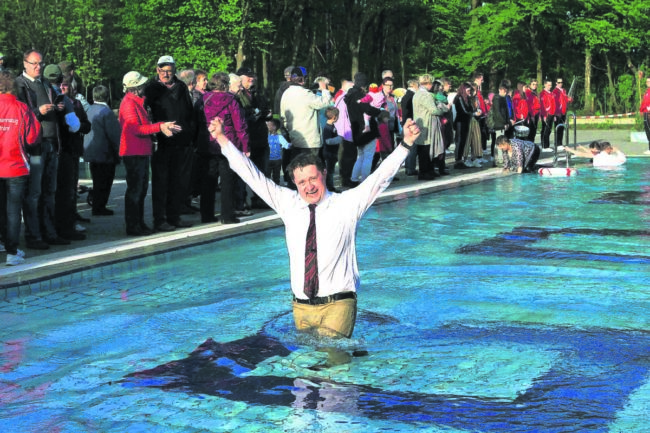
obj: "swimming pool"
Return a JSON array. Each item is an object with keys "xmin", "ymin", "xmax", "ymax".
[{"xmin": 1, "ymin": 160, "xmax": 649, "ymax": 432}]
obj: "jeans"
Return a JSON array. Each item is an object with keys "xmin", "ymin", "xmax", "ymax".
[
  {"xmin": 23, "ymin": 139, "xmax": 58, "ymax": 241},
  {"xmin": 0, "ymin": 176, "xmax": 28, "ymax": 255},
  {"xmin": 351, "ymin": 140, "xmax": 375, "ymax": 182},
  {"xmin": 123, "ymin": 155, "xmax": 149, "ymax": 231}
]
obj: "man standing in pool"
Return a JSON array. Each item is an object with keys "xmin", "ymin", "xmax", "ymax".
[{"xmin": 209, "ymin": 116, "xmax": 420, "ymax": 339}]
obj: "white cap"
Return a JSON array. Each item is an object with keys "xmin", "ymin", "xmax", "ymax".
[
  {"xmin": 157, "ymin": 55, "xmax": 175, "ymax": 66},
  {"xmin": 122, "ymin": 71, "xmax": 148, "ymax": 90}
]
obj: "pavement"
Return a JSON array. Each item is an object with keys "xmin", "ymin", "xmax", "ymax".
[{"xmin": 1, "ymin": 128, "xmax": 648, "ymax": 290}]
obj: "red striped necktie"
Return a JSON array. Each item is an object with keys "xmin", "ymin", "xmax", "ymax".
[{"xmin": 304, "ymin": 204, "xmax": 319, "ymax": 299}]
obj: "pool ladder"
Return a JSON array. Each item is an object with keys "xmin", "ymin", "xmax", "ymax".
[{"xmin": 553, "ymin": 112, "xmax": 577, "ymax": 167}]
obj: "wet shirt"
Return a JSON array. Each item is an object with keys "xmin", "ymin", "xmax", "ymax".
[
  {"xmin": 222, "ymin": 141, "xmax": 408, "ymax": 299},
  {"xmin": 503, "ymin": 138, "xmax": 537, "ymax": 171}
]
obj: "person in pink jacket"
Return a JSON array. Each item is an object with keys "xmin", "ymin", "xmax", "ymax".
[
  {"xmin": 118, "ymin": 71, "xmax": 180, "ymax": 236},
  {"xmin": 0, "ymin": 71, "xmax": 42, "ymax": 265}
]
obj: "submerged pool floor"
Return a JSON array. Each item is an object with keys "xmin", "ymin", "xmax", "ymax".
[{"xmin": 1, "ymin": 161, "xmax": 649, "ymax": 432}]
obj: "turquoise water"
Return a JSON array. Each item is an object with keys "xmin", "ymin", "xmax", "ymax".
[{"xmin": 1, "ymin": 161, "xmax": 649, "ymax": 432}]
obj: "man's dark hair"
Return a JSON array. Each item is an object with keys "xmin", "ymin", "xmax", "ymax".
[
  {"xmin": 325, "ymin": 106, "xmax": 339, "ymax": 120},
  {"xmin": 93, "ymin": 85, "xmax": 109, "ymax": 103},
  {"xmin": 23, "ymin": 49, "xmax": 43, "ymax": 61},
  {"xmin": 496, "ymin": 135, "xmax": 510, "ymax": 146},
  {"xmin": 286, "ymin": 152, "xmax": 325, "ymax": 181},
  {"xmin": 472, "ymin": 71, "xmax": 484, "ymax": 81}
]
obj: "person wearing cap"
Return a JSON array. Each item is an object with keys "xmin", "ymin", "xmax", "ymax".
[
  {"xmin": 15, "ymin": 50, "xmax": 78, "ymax": 249},
  {"xmin": 0, "ymin": 70, "xmax": 42, "ymax": 265},
  {"xmin": 280, "ymin": 67, "xmax": 331, "ymax": 158},
  {"xmin": 496, "ymin": 128, "xmax": 540, "ymax": 174},
  {"xmin": 58, "ymin": 60, "xmax": 89, "ymax": 112},
  {"xmin": 144, "ymin": 55, "xmax": 195, "ymax": 232},
  {"xmin": 120, "ymin": 71, "xmax": 181, "ymax": 236},
  {"xmin": 235, "ymin": 66, "xmax": 272, "ymax": 209}
]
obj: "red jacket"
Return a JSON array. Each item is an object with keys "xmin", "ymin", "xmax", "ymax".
[
  {"xmin": 540, "ymin": 90, "xmax": 556, "ymax": 120},
  {"xmin": 0, "ymin": 94, "xmax": 42, "ymax": 178},
  {"xmin": 118, "ymin": 92, "xmax": 163, "ymax": 156},
  {"xmin": 640, "ymin": 88, "xmax": 650, "ymax": 114},
  {"xmin": 525, "ymin": 89, "xmax": 541, "ymax": 117},
  {"xmin": 513, "ymin": 92, "xmax": 529, "ymax": 120},
  {"xmin": 553, "ymin": 87, "xmax": 570, "ymax": 116}
]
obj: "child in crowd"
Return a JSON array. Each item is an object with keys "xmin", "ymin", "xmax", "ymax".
[
  {"xmin": 321, "ymin": 107, "xmax": 343, "ymax": 192},
  {"xmin": 266, "ymin": 118, "xmax": 290, "ymax": 185},
  {"xmin": 359, "ymin": 84, "xmax": 385, "ymax": 132},
  {"xmin": 372, "ymin": 110, "xmax": 393, "ymax": 172}
]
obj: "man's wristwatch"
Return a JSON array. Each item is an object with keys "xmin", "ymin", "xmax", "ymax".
[{"xmin": 401, "ymin": 141, "xmax": 414, "ymax": 150}]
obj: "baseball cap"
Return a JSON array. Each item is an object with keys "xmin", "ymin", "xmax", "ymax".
[
  {"xmin": 157, "ymin": 55, "xmax": 175, "ymax": 66},
  {"xmin": 290, "ymin": 66, "xmax": 307, "ymax": 78},
  {"xmin": 44, "ymin": 64, "xmax": 62, "ymax": 81},
  {"xmin": 236, "ymin": 67, "xmax": 255, "ymax": 77}
]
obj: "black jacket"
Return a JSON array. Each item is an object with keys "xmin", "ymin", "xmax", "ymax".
[
  {"xmin": 344, "ymin": 85, "xmax": 381, "ymax": 146},
  {"xmin": 144, "ymin": 77, "xmax": 195, "ymax": 147}
]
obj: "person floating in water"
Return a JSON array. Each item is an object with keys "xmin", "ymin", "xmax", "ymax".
[
  {"xmin": 565, "ymin": 141, "xmax": 626, "ymax": 167},
  {"xmin": 208, "ymin": 116, "xmax": 421, "ymax": 339}
]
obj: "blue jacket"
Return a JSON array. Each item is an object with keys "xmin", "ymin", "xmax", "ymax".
[{"xmin": 83, "ymin": 103, "xmax": 121, "ymax": 164}]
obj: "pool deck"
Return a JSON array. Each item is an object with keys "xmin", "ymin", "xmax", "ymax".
[{"xmin": 1, "ymin": 128, "xmax": 648, "ymax": 290}]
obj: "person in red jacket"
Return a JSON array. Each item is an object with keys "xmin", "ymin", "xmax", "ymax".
[
  {"xmin": 639, "ymin": 76, "xmax": 650, "ymax": 155},
  {"xmin": 513, "ymin": 81, "xmax": 530, "ymax": 130},
  {"xmin": 553, "ymin": 77, "xmax": 573, "ymax": 147},
  {"xmin": 539, "ymin": 79, "xmax": 556, "ymax": 149},
  {"xmin": 0, "ymin": 71, "xmax": 42, "ymax": 265},
  {"xmin": 526, "ymin": 79, "xmax": 541, "ymax": 141},
  {"xmin": 118, "ymin": 71, "xmax": 180, "ymax": 236}
]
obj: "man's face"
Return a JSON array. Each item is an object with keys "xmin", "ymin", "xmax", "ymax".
[
  {"xmin": 60, "ymin": 82, "xmax": 70, "ymax": 96},
  {"xmin": 544, "ymin": 82, "xmax": 552, "ymax": 92},
  {"xmin": 24, "ymin": 52, "xmax": 44, "ymax": 79},
  {"xmin": 443, "ymin": 82, "xmax": 451, "ymax": 92},
  {"xmin": 475, "ymin": 75, "xmax": 483, "ymax": 86},
  {"xmin": 229, "ymin": 80, "xmax": 242, "ymax": 94},
  {"xmin": 196, "ymin": 74, "xmax": 207, "ymax": 92},
  {"xmin": 293, "ymin": 165, "xmax": 327, "ymax": 204},
  {"xmin": 241, "ymin": 75, "xmax": 254, "ymax": 90},
  {"xmin": 499, "ymin": 88, "xmax": 507, "ymax": 96},
  {"xmin": 556, "ymin": 79, "xmax": 563, "ymax": 88},
  {"xmin": 530, "ymin": 81, "xmax": 538, "ymax": 91},
  {"xmin": 157, "ymin": 65, "xmax": 175, "ymax": 85}
]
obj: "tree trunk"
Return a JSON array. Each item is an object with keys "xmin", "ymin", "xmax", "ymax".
[
  {"xmin": 605, "ymin": 53, "xmax": 618, "ymax": 112},
  {"xmin": 583, "ymin": 47, "xmax": 592, "ymax": 113}
]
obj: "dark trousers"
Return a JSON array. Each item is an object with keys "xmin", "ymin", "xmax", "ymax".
[
  {"xmin": 123, "ymin": 155, "xmax": 149, "ymax": 231},
  {"xmin": 55, "ymin": 151, "xmax": 79, "ymax": 236},
  {"xmin": 151, "ymin": 145, "xmax": 193, "ymax": 226},
  {"xmin": 454, "ymin": 121, "xmax": 469, "ymax": 162},
  {"xmin": 541, "ymin": 116, "xmax": 554, "ymax": 149},
  {"xmin": 417, "ymin": 145, "xmax": 433, "ymax": 175},
  {"xmin": 528, "ymin": 114, "xmax": 539, "ymax": 142},
  {"xmin": 525, "ymin": 145, "xmax": 542, "ymax": 172},
  {"xmin": 556, "ymin": 114, "xmax": 567, "ymax": 146},
  {"xmin": 198, "ymin": 154, "xmax": 235, "ymax": 222},
  {"xmin": 0, "ymin": 176, "xmax": 27, "ymax": 255},
  {"xmin": 281, "ymin": 148, "xmax": 293, "ymax": 185},
  {"xmin": 339, "ymin": 140, "xmax": 357, "ymax": 184},
  {"xmin": 323, "ymin": 144, "xmax": 340, "ymax": 190},
  {"xmin": 23, "ymin": 140, "xmax": 58, "ymax": 241},
  {"xmin": 89, "ymin": 162, "xmax": 116, "ymax": 212}
]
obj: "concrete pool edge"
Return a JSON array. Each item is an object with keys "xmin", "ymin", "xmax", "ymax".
[{"xmin": 0, "ymin": 167, "xmax": 511, "ymax": 291}]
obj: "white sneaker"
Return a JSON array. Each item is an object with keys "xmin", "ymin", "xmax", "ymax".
[
  {"xmin": 6, "ymin": 254, "xmax": 25, "ymax": 266},
  {"xmin": 463, "ymin": 160, "xmax": 474, "ymax": 168},
  {"xmin": 75, "ymin": 223, "xmax": 86, "ymax": 232},
  {"xmin": 16, "ymin": 249, "xmax": 25, "ymax": 258},
  {"xmin": 472, "ymin": 159, "xmax": 482, "ymax": 168}
]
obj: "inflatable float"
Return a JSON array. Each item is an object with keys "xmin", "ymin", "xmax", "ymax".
[{"xmin": 538, "ymin": 167, "xmax": 578, "ymax": 176}]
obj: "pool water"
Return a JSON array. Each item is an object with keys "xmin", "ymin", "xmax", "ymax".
[{"xmin": 1, "ymin": 161, "xmax": 649, "ymax": 432}]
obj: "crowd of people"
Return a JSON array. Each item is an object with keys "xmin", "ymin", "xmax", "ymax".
[{"xmin": 0, "ymin": 47, "xmax": 615, "ymax": 266}]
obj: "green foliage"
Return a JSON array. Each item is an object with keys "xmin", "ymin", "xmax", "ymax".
[{"xmin": 617, "ymin": 74, "xmax": 634, "ymax": 113}]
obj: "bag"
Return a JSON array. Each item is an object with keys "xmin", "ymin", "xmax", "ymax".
[{"xmin": 486, "ymin": 107, "xmax": 497, "ymax": 130}]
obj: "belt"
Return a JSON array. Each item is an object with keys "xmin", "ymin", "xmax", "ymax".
[{"xmin": 293, "ymin": 291, "xmax": 356, "ymax": 305}]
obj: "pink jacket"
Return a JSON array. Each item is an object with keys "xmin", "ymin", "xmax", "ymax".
[
  {"xmin": 118, "ymin": 92, "xmax": 162, "ymax": 156},
  {"xmin": 0, "ymin": 94, "xmax": 41, "ymax": 177}
]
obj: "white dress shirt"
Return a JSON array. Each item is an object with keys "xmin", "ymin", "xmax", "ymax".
[{"xmin": 222, "ymin": 142, "xmax": 408, "ymax": 299}]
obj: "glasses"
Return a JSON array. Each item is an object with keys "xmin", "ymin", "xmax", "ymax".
[
  {"xmin": 24, "ymin": 60, "xmax": 45, "ymax": 67},
  {"xmin": 557, "ymin": 81, "xmax": 563, "ymax": 84},
  {"xmin": 158, "ymin": 68, "xmax": 174, "ymax": 75}
]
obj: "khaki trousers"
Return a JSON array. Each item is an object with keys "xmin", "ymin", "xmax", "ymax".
[{"xmin": 292, "ymin": 298, "xmax": 357, "ymax": 338}]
